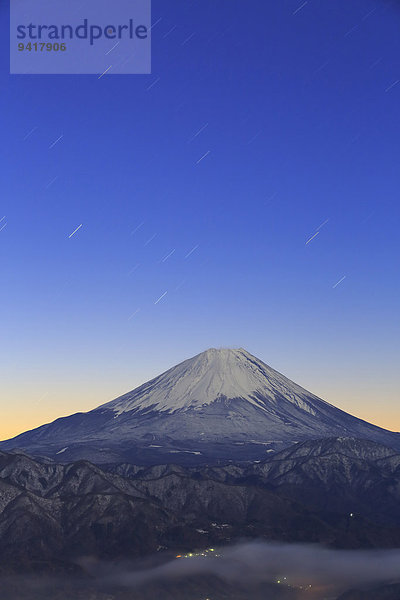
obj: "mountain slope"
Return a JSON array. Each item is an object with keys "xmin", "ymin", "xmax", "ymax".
[
  {"xmin": 0, "ymin": 449, "xmax": 341, "ymax": 568},
  {"xmin": 1, "ymin": 348, "xmax": 399, "ymax": 464},
  {"xmin": 110, "ymin": 437, "xmax": 400, "ymax": 528},
  {"xmin": 1, "ymin": 440, "xmax": 400, "ymax": 598},
  {"xmin": 246, "ymin": 437, "xmax": 400, "ymax": 527},
  {"xmin": 2, "ymin": 439, "xmax": 400, "ymax": 573}
]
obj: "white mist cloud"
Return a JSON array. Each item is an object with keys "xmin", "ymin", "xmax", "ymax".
[{"xmin": 83, "ymin": 541, "xmax": 400, "ymax": 593}]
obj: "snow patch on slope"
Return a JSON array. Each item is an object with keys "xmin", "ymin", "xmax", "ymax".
[{"xmin": 98, "ymin": 348, "xmax": 326, "ymax": 416}]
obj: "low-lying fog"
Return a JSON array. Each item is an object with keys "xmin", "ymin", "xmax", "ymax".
[
  {"xmin": 1, "ymin": 541, "xmax": 400, "ymax": 599},
  {"xmin": 89, "ymin": 540, "xmax": 400, "ymax": 591}
]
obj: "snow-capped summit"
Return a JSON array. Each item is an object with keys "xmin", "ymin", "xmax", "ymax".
[
  {"xmin": 1, "ymin": 347, "xmax": 399, "ymax": 465},
  {"xmin": 99, "ymin": 347, "xmax": 325, "ymax": 415}
]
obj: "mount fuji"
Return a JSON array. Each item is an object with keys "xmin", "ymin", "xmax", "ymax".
[{"xmin": 1, "ymin": 348, "xmax": 399, "ymax": 464}]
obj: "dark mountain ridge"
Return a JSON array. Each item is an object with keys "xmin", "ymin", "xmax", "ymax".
[{"xmin": 1, "ymin": 437, "xmax": 400, "ymax": 575}]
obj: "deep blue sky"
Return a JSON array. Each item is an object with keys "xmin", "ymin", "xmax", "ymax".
[{"xmin": 1, "ymin": 0, "xmax": 399, "ymax": 436}]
